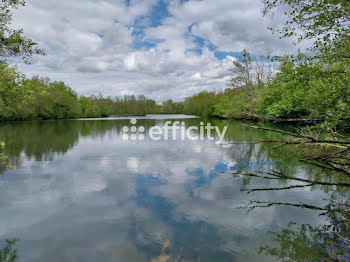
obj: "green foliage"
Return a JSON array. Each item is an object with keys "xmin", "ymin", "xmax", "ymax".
[
  {"xmin": 254, "ymin": 54, "xmax": 350, "ymax": 121},
  {"xmin": 113, "ymin": 95, "xmax": 158, "ymax": 116},
  {"xmin": 79, "ymin": 96, "xmax": 99, "ymax": 118},
  {"xmin": 0, "ymin": 141, "xmax": 12, "ymax": 169},
  {"xmin": 256, "ymin": 0, "xmax": 350, "ymax": 128},
  {"xmin": 0, "ymin": 238, "xmax": 19, "ymax": 262},
  {"xmin": 229, "ymin": 50, "xmax": 254, "ymax": 85},
  {"xmin": 0, "ymin": 0, "xmax": 44, "ymax": 61},
  {"xmin": 0, "ymin": 62, "xmax": 186, "ymax": 120},
  {"xmin": 260, "ymin": 200, "xmax": 350, "ymax": 262},
  {"xmin": 161, "ymin": 99, "xmax": 183, "ymax": 114},
  {"xmin": 262, "ymin": 0, "xmax": 350, "ymax": 58},
  {"xmin": 178, "ymin": 44, "xmax": 349, "ymax": 127},
  {"xmin": 259, "ymin": 223, "xmax": 327, "ymax": 262},
  {"xmin": 229, "ymin": 50, "xmax": 255, "ymax": 100},
  {"xmin": 79, "ymin": 94, "xmax": 161, "ymax": 118},
  {"xmin": 0, "ymin": 63, "xmax": 25, "ymax": 120},
  {"xmin": 0, "ymin": 69, "xmax": 82, "ymax": 121},
  {"xmin": 215, "ymin": 91, "xmax": 251, "ymax": 118},
  {"xmin": 182, "ymin": 91, "xmax": 217, "ymax": 116}
]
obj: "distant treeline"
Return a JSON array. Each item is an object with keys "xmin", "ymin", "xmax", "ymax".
[{"xmin": 0, "ymin": 64, "xmax": 183, "ymax": 120}]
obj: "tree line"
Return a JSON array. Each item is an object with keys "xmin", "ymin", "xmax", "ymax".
[{"xmin": 0, "ymin": 68, "xmax": 186, "ymax": 120}]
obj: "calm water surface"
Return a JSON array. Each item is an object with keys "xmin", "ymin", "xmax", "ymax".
[{"xmin": 0, "ymin": 115, "xmax": 345, "ymax": 261}]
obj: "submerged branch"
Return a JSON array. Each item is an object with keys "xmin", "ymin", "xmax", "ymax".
[
  {"xmin": 241, "ymin": 124, "xmax": 350, "ymax": 145},
  {"xmin": 242, "ymin": 200, "xmax": 326, "ymax": 213},
  {"xmin": 222, "ymin": 171, "xmax": 285, "ymax": 180},
  {"xmin": 242, "ymin": 183, "xmax": 313, "ymax": 193},
  {"xmin": 225, "ymin": 170, "xmax": 350, "ymax": 188},
  {"xmin": 241, "ymin": 124, "xmax": 312, "ymax": 139},
  {"xmin": 221, "ymin": 140, "xmax": 285, "ymax": 145},
  {"xmin": 238, "ymin": 124, "xmax": 350, "ymax": 176}
]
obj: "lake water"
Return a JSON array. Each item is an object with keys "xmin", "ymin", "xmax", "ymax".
[{"xmin": 0, "ymin": 115, "xmax": 346, "ymax": 261}]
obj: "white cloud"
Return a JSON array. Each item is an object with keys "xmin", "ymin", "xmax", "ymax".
[{"xmin": 10, "ymin": 0, "xmax": 298, "ymax": 101}]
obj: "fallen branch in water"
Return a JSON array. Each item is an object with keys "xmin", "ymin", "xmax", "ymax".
[
  {"xmin": 241, "ymin": 200, "xmax": 326, "ymax": 213},
  {"xmin": 241, "ymin": 124, "xmax": 350, "ymax": 145},
  {"xmin": 300, "ymin": 148, "xmax": 350, "ymax": 177},
  {"xmin": 222, "ymin": 140, "xmax": 285, "ymax": 145},
  {"xmin": 222, "ymin": 171, "xmax": 285, "ymax": 180},
  {"xmin": 232, "ymin": 124, "xmax": 350, "ymax": 175},
  {"xmin": 222, "ymin": 170, "xmax": 350, "ymax": 192},
  {"xmin": 242, "ymin": 184, "xmax": 313, "ymax": 193},
  {"xmin": 241, "ymin": 124, "xmax": 313, "ymax": 139},
  {"xmin": 221, "ymin": 124, "xmax": 350, "ymax": 150}
]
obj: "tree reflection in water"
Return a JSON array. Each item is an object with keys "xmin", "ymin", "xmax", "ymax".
[
  {"xmin": 217, "ymin": 122, "xmax": 350, "ymax": 261},
  {"xmin": 258, "ymin": 199, "xmax": 350, "ymax": 262},
  {"xmin": 230, "ymin": 169, "xmax": 350, "ymax": 261},
  {"xmin": 234, "ymin": 172, "xmax": 350, "ymax": 261}
]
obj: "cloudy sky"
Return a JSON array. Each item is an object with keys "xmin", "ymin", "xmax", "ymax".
[{"xmin": 12, "ymin": 0, "xmax": 296, "ymax": 101}]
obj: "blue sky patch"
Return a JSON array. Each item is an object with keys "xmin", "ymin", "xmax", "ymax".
[
  {"xmin": 128, "ymin": 0, "xmax": 244, "ymax": 62},
  {"xmin": 131, "ymin": 0, "xmax": 170, "ymax": 50}
]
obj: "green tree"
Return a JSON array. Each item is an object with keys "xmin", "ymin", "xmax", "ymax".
[
  {"xmin": 228, "ymin": 50, "xmax": 255, "ymax": 100},
  {"xmin": 255, "ymin": 57, "xmax": 350, "ymax": 120},
  {"xmin": 0, "ymin": 141, "xmax": 12, "ymax": 169},
  {"xmin": 0, "ymin": 239, "xmax": 19, "ymax": 262},
  {"xmin": 0, "ymin": 0, "xmax": 44, "ymax": 62},
  {"xmin": 0, "ymin": 0, "xmax": 46, "ymax": 167},
  {"xmin": 183, "ymin": 91, "xmax": 217, "ymax": 116},
  {"xmin": 262, "ymin": 0, "xmax": 350, "ymax": 60},
  {"xmin": 257, "ymin": 0, "xmax": 350, "ymax": 125},
  {"xmin": 0, "ymin": 63, "xmax": 25, "ymax": 120},
  {"xmin": 214, "ymin": 89, "xmax": 251, "ymax": 118}
]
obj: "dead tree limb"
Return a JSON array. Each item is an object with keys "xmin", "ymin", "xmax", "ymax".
[{"xmin": 242, "ymin": 200, "xmax": 326, "ymax": 213}]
